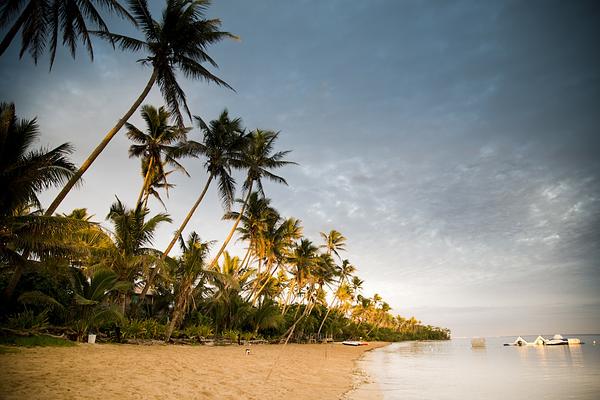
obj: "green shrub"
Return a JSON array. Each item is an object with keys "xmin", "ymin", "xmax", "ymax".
[
  {"xmin": 142, "ymin": 319, "xmax": 166, "ymax": 340},
  {"xmin": 6, "ymin": 309, "xmax": 49, "ymax": 331},
  {"xmin": 183, "ymin": 324, "xmax": 214, "ymax": 341},
  {"xmin": 0, "ymin": 334, "xmax": 75, "ymax": 347},
  {"xmin": 121, "ymin": 319, "xmax": 146, "ymax": 339},
  {"xmin": 222, "ymin": 329, "xmax": 239, "ymax": 342}
]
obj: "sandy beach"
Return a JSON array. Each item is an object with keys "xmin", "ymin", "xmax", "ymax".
[{"xmin": 0, "ymin": 342, "xmax": 387, "ymax": 400}]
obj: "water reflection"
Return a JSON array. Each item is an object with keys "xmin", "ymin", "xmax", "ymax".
[{"xmin": 354, "ymin": 335, "xmax": 600, "ymax": 400}]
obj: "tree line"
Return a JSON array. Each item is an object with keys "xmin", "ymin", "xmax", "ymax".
[{"xmin": 0, "ymin": 0, "xmax": 450, "ymax": 344}]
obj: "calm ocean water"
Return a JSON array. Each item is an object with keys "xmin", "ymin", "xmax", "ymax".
[{"xmin": 355, "ymin": 335, "xmax": 600, "ymax": 400}]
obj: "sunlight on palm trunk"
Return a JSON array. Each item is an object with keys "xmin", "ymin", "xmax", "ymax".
[
  {"xmin": 137, "ymin": 174, "xmax": 214, "ymax": 302},
  {"xmin": 45, "ymin": 69, "xmax": 158, "ymax": 215},
  {"xmin": 208, "ymin": 180, "xmax": 254, "ymax": 269},
  {"xmin": 136, "ymin": 157, "xmax": 155, "ymax": 206}
]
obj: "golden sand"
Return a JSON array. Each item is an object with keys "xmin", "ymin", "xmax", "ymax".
[{"xmin": 0, "ymin": 342, "xmax": 387, "ymax": 399}]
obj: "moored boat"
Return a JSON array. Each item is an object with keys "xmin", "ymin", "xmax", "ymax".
[
  {"xmin": 504, "ymin": 334, "xmax": 583, "ymax": 346},
  {"xmin": 342, "ymin": 340, "xmax": 369, "ymax": 346}
]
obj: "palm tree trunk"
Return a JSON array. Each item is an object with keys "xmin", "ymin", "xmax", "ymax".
[
  {"xmin": 317, "ymin": 277, "xmax": 345, "ymax": 336},
  {"xmin": 137, "ymin": 174, "xmax": 214, "ymax": 303},
  {"xmin": 1, "ymin": 257, "xmax": 26, "ymax": 302},
  {"xmin": 280, "ymin": 280, "xmax": 295, "ymax": 315},
  {"xmin": 239, "ymin": 245, "xmax": 252, "ymax": 273},
  {"xmin": 281, "ymin": 298, "xmax": 315, "ymax": 344},
  {"xmin": 317, "ymin": 294, "xmax": 338, "ymax": 337},
  {"xmin": 208, "ymin": 180, "xmax": 254, "ymax": 269},
  {"xmin": 44, "ymin": 68, "xmax": 159, "ymax": 216},
  {"xmin": 165, "ymin": 284, "xmax": 190, "ymax": 342},
  {"xmin": 0, "ymin": 2, "xmax": 33, "ymax": 56},
  {"xmin": 136, "ymin": 157, "xmax": 155, "ymax": 206},
  {"xmin": 251, "ymin": 261, "xmax": 278, "ymax": 306},
  {"xmin": 249, "ymin": 256, "xmax": 263, "ymax": 300}
]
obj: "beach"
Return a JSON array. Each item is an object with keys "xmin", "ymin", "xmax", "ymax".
[{"xmin": 0, "ymin": 342, "xmax": 387, "ymax": 400}]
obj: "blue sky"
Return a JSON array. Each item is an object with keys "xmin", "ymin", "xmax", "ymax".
[{"xmin": 1, "ymin": 0, "xmax": 599, "ymax": 336}]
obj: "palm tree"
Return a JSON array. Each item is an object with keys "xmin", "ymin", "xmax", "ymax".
[
  {"xmin": 165, "ymin": 232, "xmax": 211, "ymax": 341},
  {"xmin": 72, "ymin": 268, "xmax": 128, "ymax": 340},
  {"xmin": 136, "ymin": 109, "xmax": 245, "ymax": 302},
  {"xmin": 280, "ymin": 238, "xmax": 322, "ymax": 341},
  {"xmin": 283, "ymin": 238, "xmax": 319, "ymax": 313},
  {"xmin": 0, "ymin": 102, "xmax": 81, "ymax": 301},
  {"xmin": 93, "ymin": 199, "xmax": 170, "ymax": 314},
  {"xmin": 249, "ymin": 297, "xmax": 282, "ymax": 336},
  {"xmin": 126, "ymin": 104, "xmax": 190, "ymax": 206},
  {"xmin": 44, "ymin": 0, "xmax": 237, "ymax": 216},
  {"xmin": 0, "ymin": 0, "xmax": 134, "ymax": 66},
  {"xmin": 226, "ymin": 191, "xmax": 277, "ymax": 271},
  {"xmin": 250, "ymin": 216, "xmax": 302, "ymax": 305},
  {"xmin": 209, "ymin": 129, "xmax": 294, "ymax": 269},
  {"xmin": 160, "ymin": 109, "xmax": 246, "ymax": 256},
  {"xmin": 139, "ymin": 159, "xmax": 175, "ymax": 209},
  {"xmin": 317, "ymin": 258, "xmax": 355, "ymax": 336},
  {"xmin": 0, "ymin": 103, "xmax": 75, "ymax": 217},
  {"xmin": 319, "ymin": 230, "xmax": 346, "ymax": 259},
  {"xmin": 207, "ymin": 251, "xmax": 251, "ymax": 333}
]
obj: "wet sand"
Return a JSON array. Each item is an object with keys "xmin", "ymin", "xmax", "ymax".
[{"xmin": 0, "ymin": 342, "xmax": 387, "ymax": 399}]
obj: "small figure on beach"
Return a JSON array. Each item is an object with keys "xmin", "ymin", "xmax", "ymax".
[
  {"xmin": 245, "ymin": 348, "xmax": 251, "ymax": 355},
  {"xmin": 238, "ymin": 333, "xmax": 242, "ymax": 345}
]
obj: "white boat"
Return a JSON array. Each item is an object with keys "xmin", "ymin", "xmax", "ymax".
[
  {"xmin": 545, "ymin": 334, "xmax": 568, "ymax": 346},
  {"xmin": 342, "ymin": 340, "xmax": 369, "ymax": 346},
  {"xmin": 504, "ymin": 334, "xmax": 583, "ymax": 346},
  {"xmin": 504, "ymin": 336, "xmax": 528, "ymax": 346}
]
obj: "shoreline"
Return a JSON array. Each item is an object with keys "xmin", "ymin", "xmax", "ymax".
[
  {"xmin": 344, "ymin": 342, "xmax": 389, "ymax": 400},
  {"xmin": 0, "ymin": 341, "xmax": 389, "ymax": 399}
]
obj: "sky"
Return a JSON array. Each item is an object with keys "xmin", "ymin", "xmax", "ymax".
[{"xmin": 1, "ymin": 0, "xmax": 599, "ymax": 337}]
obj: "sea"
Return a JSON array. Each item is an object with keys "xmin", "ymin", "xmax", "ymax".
[{"xmin": 352, "ymin": 335, "xmax": 600, "ymax": 400}]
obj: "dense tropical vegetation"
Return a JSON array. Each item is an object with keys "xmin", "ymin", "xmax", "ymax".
[{"xmin": 0, "ymin": 0, "xmax": 449, "ymax": 345}]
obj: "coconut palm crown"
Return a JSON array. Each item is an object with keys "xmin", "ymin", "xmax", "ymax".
[
  {"xmin": 0, "ymin": 102, "xmax": 76, "ymax": 216},
  {"xmin": 94, "ymin": 0, "xmax": 237, "ymax": 126},
  {"xmin": 0, "ymin": 0, "xmax": 134, "ymax": 66},
  {"xmin": 44, "ymin": 0, "xmax": 236, "ymax": 217},
  {"xmin": 126, "ymin": 104, "xmax": 191, "ymax": 206}
]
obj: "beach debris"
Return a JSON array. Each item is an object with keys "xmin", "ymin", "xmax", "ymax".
[{"xmin": 471, "ymin": 337, "xmax": 486, "ymax": 348}]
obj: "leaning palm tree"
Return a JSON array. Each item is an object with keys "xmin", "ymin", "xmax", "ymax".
[
  {"xmin": 250, "ymin": 216, "xmax": 302, "ymax": 305},
  {"xmin": 126, "ymin": 104, "xmax": 190, "ymax": 206},
  {"xmin": 0, "ymin": 0, "xmax": 134, "ymax": 66},
  {"xmin": 227, "ymin": 191, "xmax": 277, "ymax": 271},
  {"xmin": 281, "ymin": 238, "xmax": 318, "ymax": 315},
  {"xmin": 0, "ymin": 102, "xmax": 83, "ymax": 301},
  {"xmin": 208, "ymin": 129, "xmax": 295, "ymax": 269},
  {"xmin": 136, "ymin": 109, "xmax": 245, "ymax": 302},
  {"xmin": 160, "ymin": 109, "xmax": 246, "ymax": 256},
  {"xmin": 165, "ymin": 232, "xmax": 212, "ymax": 341},
  {"xmin": 44, "ymin": 0, "xmax": 237, "ymax": 216},
  {"xmin": 317, "ymin": 259, "xmax": 355, "ymax": 336}
]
